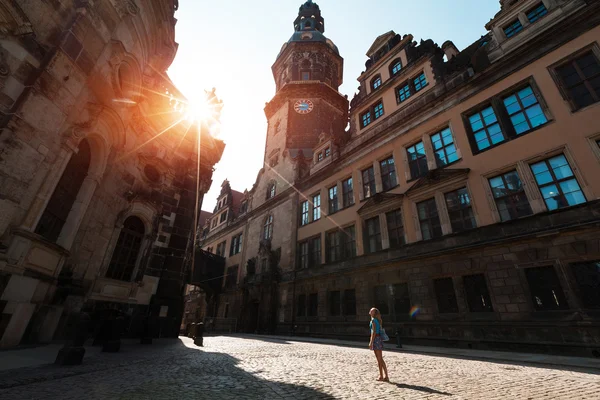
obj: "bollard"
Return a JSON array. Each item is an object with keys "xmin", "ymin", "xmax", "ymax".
[
  {"xmin": 55, "ymin": 312, "xmax": 91, "ymax": 366},
  {"xmin": 395, "ymin": 328, "xmax": 403, "ymax": 349},
  {"xmin": 140, "ymin": 317, "xmax": 153, "ymax": 345},
  {"xmin": 194, "ymin": 322, "xmax": 204, "ymax": 347},
  {"xmin": 102, "ymin": 316, "xmax": 124, "ymax": 352}
]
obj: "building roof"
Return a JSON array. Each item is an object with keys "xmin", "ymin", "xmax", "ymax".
[{"xmin": 198, "ymin": 211, "xmax": 213, "ymax": 228}]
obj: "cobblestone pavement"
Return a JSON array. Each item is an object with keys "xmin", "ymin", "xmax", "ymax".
[{"xmin": 1, "ymin": 336, "xmax": 599, "ymax": 399}]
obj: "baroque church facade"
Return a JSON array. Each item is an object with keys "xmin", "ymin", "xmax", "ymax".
[
  {"xmin": 199, "ymin": 0, "xmax": 600, "ymax": 355},
  {"xmin": 0, "ymin": 0, "xmax": 224, "ymax": 348}
]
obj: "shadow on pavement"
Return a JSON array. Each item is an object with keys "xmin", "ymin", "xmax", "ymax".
[
  {"xmin": 390, "ymin": 382, "xmax": 453, "ymax": 396},
  {"xmin": 224, "ymin": 334, "xmax": 292, "ymax": 345}
]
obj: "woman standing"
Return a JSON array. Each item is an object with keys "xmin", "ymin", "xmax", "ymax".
[{"xmin": 369, "ymin": 307, "xmax": 389, "ymax": 382}]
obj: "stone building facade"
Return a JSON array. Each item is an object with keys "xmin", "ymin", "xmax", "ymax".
[
  {"xmin": 200, "ymin": 0, "xmax": 600, "ymax": 356},
  {"xmin": 0, "ymin": 0, "xmax": 224, "ymax": 348}
]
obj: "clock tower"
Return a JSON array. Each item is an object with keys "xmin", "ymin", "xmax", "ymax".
[{"xmin": 264, "ymin": 0, "xmax": 349, "ymax": 182}]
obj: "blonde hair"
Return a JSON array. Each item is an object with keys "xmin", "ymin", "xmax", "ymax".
[{"xmin": 370, "ymin": 307, "xmax": 383, "ymax": 327}]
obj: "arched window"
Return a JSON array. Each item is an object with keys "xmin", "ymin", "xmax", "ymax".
[
  {"xmin": 390, "ymin": 59, "xmax": 402, "ymax": 77},
  {"xmin": 106, "ymin": 216, "xmax": 145, "ymax": 282},
  {"xmin": 267, "ymin": 183, "xmax": 276, "ymax": 200},
  {"xmin": 371, "ymin": 75, "xmax": 382, "ymax": 91},
  {"xmin": 263, "ymin": 215, "xmax": 273, "ymax": 240},
  {"xmin": 36, "ymin": 139, "xmax": 91, "ymax": 242}
]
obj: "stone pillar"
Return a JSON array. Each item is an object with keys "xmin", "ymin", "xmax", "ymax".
[
  {"xmin": 57, "ymin": 173, "xmax": 101, "ymax": 250},
  {"xmin": 0, "ymin": 303, "xmax": 36, "ymax": 348}
]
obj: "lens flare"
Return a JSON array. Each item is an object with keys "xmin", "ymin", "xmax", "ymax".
[{"xmin": 409, "ymin": 306, "xmax": 420, "ymax": 318}]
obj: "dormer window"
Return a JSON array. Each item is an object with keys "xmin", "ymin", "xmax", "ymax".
[
  {"xmin": 526, "ymin": 3, "xmax": 548, "ymax": 23},
  {"xmin": 325, "ymin": 148, "xmax": 331, "ymax": 157},
  {"xmin": 302, "ymin": 72, "xmax": 311, "ymax": 81},
  {"xmin": 390, "ymin": 59, "xmax": 402, "ymax": 76},
  {"xmin": 240, "ymin": 200, "xmax": 248, "ymax": 214},
  {"xmin": 504, "ymin": 19, "xmax": 523, "ymax": 39},
  {"xmin": 371, "ymin": 75, "xmax": 382, "ymax": 91},
  {"xmin": 317, "ymin": 152, "xmax": 324, "ymax": 162}
]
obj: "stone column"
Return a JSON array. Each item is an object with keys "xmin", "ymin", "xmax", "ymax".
[{"xmin": 57, "ymin": 173, "xmax": 101, "ymax": 250}]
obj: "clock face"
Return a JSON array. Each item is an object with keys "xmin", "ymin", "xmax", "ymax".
[{"xmin": 294, "ymin": 99, "xmax": 314, "ymax": 114}]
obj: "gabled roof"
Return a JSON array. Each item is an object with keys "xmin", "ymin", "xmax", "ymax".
[
  {"xmin": 231, "ymin": 190, "xmax": 245, "ymax": 214},
  {"xmin": 198, "ymin": 211, "xmax": 213, "ymax": 228},
  {"xmin": 406, "ymin": 168, "xmax": 470, "ymax": 195},
  {"xmin": 357, "ymin": 192, "xmax": 404, "ymax": 218},
  {"xmin": 366, "ymin": 31, "xmax": 396, "ymax": 57}
]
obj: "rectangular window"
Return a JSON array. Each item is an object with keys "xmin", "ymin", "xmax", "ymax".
[
  {"xmin": 329, "ymin": 291, "xmax": 341, "ymax": 316},
  {"xmin": 312, "ymin": 193, "xmax": 321, "ymax": 221},
  {"xmin": 297, "ymin": 294, "xmax": 307, "ymax": 317},
  {"xmin": 216, "ymin": 241, "xmax": 227, "ymax": 257},
  {"xmin": 445, "ymin": 188, "xmax": 476, "ymax": 233},
  {"xmin": 530, "ymin": 154, "xmax": 586, "ymax": 211},
  {"xmin": 417, "ymin": 198, "xmax": 442, "ymax": 240},
  {"xmin": 298, "ymin": 241, "xmax": 309, "ymax": 269},
  {"xmin": 374, "ymin": 101, "xmax": 384, "ymax": 119},
  {"xmin": 240, "ymin": 200, "xmax": 248, "ymax": 214},
  {"xmin": 431, "ymin": 127, "xmax": 459, "ymax": 167},
  {"xmin": 344, "ymin": 289, "xmax": 357, "ymax": 316},
  {"xmin": 317, "ymin": 152, "xmax": 323, "ymax": 162},
  {"xmin": 326, "ymin": 230, "xmax": 341, "ymax": 263},
  {"xmin": 468, "ymin": 106, "xmax": 505, "ymax": 151},
  {"xmin": 373, "ymin": 285, "xmax": 390, "ymax": 315},
  {"xmin": 220, "ymin": 211, "xmax": 228, "ymax": 223},
  {"xmin": 571, "ymin": 260, "xmax": 600, "ymax": 309},
  {"xmin": 309, "ymin": 236, "xmax": 321, "ymax": 267},
  {"xmin": 386, "ymin": 209, "xmax": 405, "ymax": 248},
  {"xmin": 554, "ymin": 51, "xmax": 600, "ymax": 110},
  {"xmin": 504, "ymin": 19, "xmax": 523, "ymax": 38},
  {"xmin": 380, "ymin": 157, "xmax": 397, "ymax": 191},
  {"xmin": 407, "ymin": 141, "xmax": 428, "ymax": 179},
  {"xmin": 525, "ymin": 266, "xmax": 569, "ymax": 311},
  {"xmin": 229, "ymin": 233, "xmax": 243, "ymax": 256},
  {"xmin": 413, "ymin": 73, "xmax": 427, "ymax": 92},
  {"xmin": 434, "ymin": 278, "xmax": 459, "ymax": 313},
  {"xmin": 503, "ymin": 86, "xmax": 548, "ymax": 135},
  {"xmin": 392, "ymin": 283, "xmax": 411, "ymax": 319},
  {"xmin": 342, "ymin": 225, "xmax": 357, "ymax": 259},
  {"xmin": 211, "ymin": 219, "xmax": 217, "ymax": 229},
  {"xmin": 328, "ymin": 185, "xmax": 338, "ymax": 214},
  {"xmin": 362, "ymin": 167, "xmax": 376, "ymax": 198},
  {"xmin": 463, "ymin": 274, "xmax": 493, "ymax": 312},
  {"xmin": 302, "ymin": 71, "xmax": 311, "ymax": 81},
  {"xmin": 489, "ymin": 170, "xmax": 533, "ymax": 221},
  {"xmin": 372, "ymin": 76, "xmax": 382, "ymax": 90},
  {"xmin": 397, "ymin": 83, "xmax": 411, "ymax": 103},
  {"xmin": 342, "ymin": 177, "xmax": 354, "ymax": 207},
  {"xmin": 360, "ymin": 110, "xmax": 372, "ymax": 128},
  {"xmin": 365, "ymin": 216, "xmax": 382, "ymax": 253},
  {"xmin": 308, "ymin": 293, "xmax": 318, "ymax": 317},
  {"xmin": 300, "ymin": 200, "xmax": 310, "ymax": 226},
  {"xmin": 527, "ymin": 2, "xmax": 548, "ymax": 23},
  {"xmin": 325, "ymin": 148, "xmax": 331, "ymax": 157}
]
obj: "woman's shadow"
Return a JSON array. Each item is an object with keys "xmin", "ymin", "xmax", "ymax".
[{"xmin": 388, "ymin": 381, "xmax": 453, "ymax": 396}]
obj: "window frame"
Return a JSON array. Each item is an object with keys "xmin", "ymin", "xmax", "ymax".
[
  {"xmin": 386, "ymin": 208, "xmax": 405, "ymax": 249},
  {"xmin": 371, "ymin": 74, "xmax": 382, "ymax": 91},
  {"xmin": 417, "ymin": 198, "xmax": 443, "ymax": 241},
  {"xmin": 229, "ymin": 232, "xmax": 243, "ymax": 256},
  {"xmin": 503, "ymin": 18, "xmax": 523, "ymax": 39},
  {"xmin": 312, "ymin": 192, "xmax": 321, "ymax": 221},
  {"xmin": 328, "ymin": 290, "xmax": 342, "ymax": 316},
  {"xmin": 362, "ymin": 166, "xmax": 376, "ymax": 199},
  {"xmin": 430, "ymin": 126, "xmax": 460, "ymax": 168},
  {"xmin": 444, "ymin": 187, "xmax": 477, "ymax": 233},
  {"xmin": 529, "ymin": 154, "xmax": 587, "ymax": 211},
  {"xmin": 463, "ymin": 273, "xmax": 494, "ymax": 313},
  {"xmin": 364, "ymin": 216, "xmax": 382, "ymax": 254},
  {"xmin": 463, "ymin": 78, "xmax": 552, "ymax": 155},
  {"xmin": 266, "ymin": 183, "xmax": 276, "ymax": 200},
  {"xmin": 263, "ymin": 215, "xmax": 274, "ymax": 240},
  {"xmin": 359, "ymin": 99, "xmax": 385, "ymax": 130},
  {"xmin": 488, "ymin": 170, "xmax": 533, "ymax": 222},
  {"xmin": 380, "ymin": 156, "xmax": 398, "ymax": 191},
  {"xmin": 433, "ymin": 277, "xmax": 459, "ymax": 314},
  {"xmin": 526, "ymin": 2, "xmax": 548, "ymax": 23},
  {"xmin": 524, "ymin": 265, "xmax": 569, "ymax": 311},
  {"xmin": 300, "ymin": 200, "xmax": 310, "ymax": 226},
  {"xmin": 548, "ymin": 45, "xmax": 600, "ymax": 112},
  {"xmin": 389, "ymin": 58, "xmax": 402, "ymax": 77},
  {"xmin": 406, "ymin": 141, "xmax": 429, "ymax": 180},
  {"xmin": 342, "ymin": 177, "xmax": 354, "ymax": 208},
  {"xmin": 328, "ymin": 185, "xmax": 338, "ymax": 214}
]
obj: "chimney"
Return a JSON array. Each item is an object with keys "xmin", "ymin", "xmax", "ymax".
[{"xmin": 442, "ymin": 40, "xmax": 460, "ymax": 61}]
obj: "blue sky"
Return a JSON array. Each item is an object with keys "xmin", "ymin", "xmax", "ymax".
[{"xmin": 168, "ymin": 0, "xmax": 501, "ymax": 212}]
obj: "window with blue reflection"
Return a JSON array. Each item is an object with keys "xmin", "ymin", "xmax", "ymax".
[
  {"xmin": 527, "ymin": 3, "xmax": 548, "ymax": 23},
  {"xmin": 397, "ymin": 84, "xmax": 411, "ymax": 103},
  {"xmin": 414, "ymin": 73, "xmax": 428, "ymax": 92},
  {"xmin": 530, "ymin": 155, "xmax": 586, "ymax": 211},
  {"xmin": 504, "ymin": 19, "xmax": 523, "ymax": 38},
  {"xmin": 503, "ymin": 86, "xmax": 548, "ymax": 134},
  {"xmin": 468, "ymin": 107, "xmax": 505, "ymax": 151},
  {"xmin": 374, "ymin": 102, "xmax": 384, "ymax": 119},
  {"xmin": 431, "ymin": 127, "xmax": 459, "ymax": 167}
]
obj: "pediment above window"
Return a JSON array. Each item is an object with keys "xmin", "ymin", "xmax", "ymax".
[
  {"xmin": 406, "ymin": 168, "xmax": 470, "ymax": 197},
  {"xmin": 357, "ymin": 192, "xmax": 404, "ymax": 219}
]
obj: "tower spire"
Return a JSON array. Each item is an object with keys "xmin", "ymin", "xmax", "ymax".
[{"xmin": 294, "ymin": 1, "xmax": 325, "ymax": 33}]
